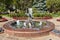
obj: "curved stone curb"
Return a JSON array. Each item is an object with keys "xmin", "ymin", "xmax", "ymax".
[
  {"xmin": 50, "ymin": 29, "xmax": 60, "ymax": 37},
  {"xmin": 3, "ymin": 20, "xmax": 55, "ymax": 37}
]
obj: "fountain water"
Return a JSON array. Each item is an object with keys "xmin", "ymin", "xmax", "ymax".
[
  {"xmin": 39, "ymin": 21, "xmax": 43, "ymax": 26},
  {"xmin": 16, "ymin": 20, "xmax": 20, "ymax": 26},
  {"xmin": 3, "ymin": 8, "xmax": 55, "ymax": 37},
  {"xmin": 24, "ymin": 8, "xmax": 33, "ymax": 28},
  {"xmin": 25, "ymin": 8, "xmax": 43, "ymax": 28},
  {"xmin": 16, "ymin": 8, "xmax": 43, "ymax": 29}
]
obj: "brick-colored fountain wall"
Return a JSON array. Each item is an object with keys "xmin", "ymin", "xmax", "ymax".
[{"xmin": 3, "ymin": 21, "xmax": 55, "ymax": 37}]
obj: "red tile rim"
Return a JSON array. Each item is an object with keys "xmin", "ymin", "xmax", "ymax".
[
  {"xmin": 3, "ymin": 20, "xmax": 55, "ymax": 37},
  {"xmin": 13, "ymin": 17, "xmax": 52, "ymax": 20},
  {"xmin": 3, "ymin": 20, "xmax": 55, "ymax": 32}
]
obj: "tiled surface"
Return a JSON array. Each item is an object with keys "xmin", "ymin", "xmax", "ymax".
[{"xmin": 0, "ymin": 33, "xmax": 60, "ymax": 40}]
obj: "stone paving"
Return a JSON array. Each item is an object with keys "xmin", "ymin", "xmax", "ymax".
[
  {"xmin": 47, "ymin": 17, "xmax": 60, "ymax": 30},
  {"xmin": 0, "ymin": 16, "xmax": 60, "ymax": 40}
]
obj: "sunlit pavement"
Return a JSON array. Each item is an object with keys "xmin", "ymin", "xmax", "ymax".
[{"xmin": 0, "ymin": 16, "xmax": 60, "ymax": 40}]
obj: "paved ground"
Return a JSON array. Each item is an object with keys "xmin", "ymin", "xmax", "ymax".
[
  {"xmin": 48, "ymin": 17, "xmax": 60, "ymax": 30},
  {"xmin": 0, "ymin": 16, "xmax": 60, "ymax": 40}
]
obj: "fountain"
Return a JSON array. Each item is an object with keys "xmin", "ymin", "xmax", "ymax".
[
  {"xmin": 16, "ymin": 20, "xmax": 20, "ymax": 26},
  {"xmin": 3, "ymin": 8, "xmax": 55, "ymax": 37}
]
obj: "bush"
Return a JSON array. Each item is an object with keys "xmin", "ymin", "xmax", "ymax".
[
  {"xmin": 9, "ymin": 13, "xmax": 27, "ymax": 17},
  {"xmin": 49, "ymin": 11, "xmax": 60, "ymax": 17},
  {"xmin": 33, "ymin": 12, "xmax": 52, "ymax": 17},
  {"xmin": 0, "ymin": 4, "xmax": 5, "ymax": 12},
  {"xmin": 46, "ymin": 0, "xmax": 60, "ymax": 12},
  {"xmin": 33, "ymin": 13, "xmax": 40, "ymax": 17},
  {"xmin": 8, "ymin": 10, "xmax": 27, "ymax": 17}
]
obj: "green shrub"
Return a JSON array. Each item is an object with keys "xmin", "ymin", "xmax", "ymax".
[
  {"xmin": 33, "ymin": 12, "xmax": 52, "ymax": 17},
  {"xmin": 9, "ymin": 13, "xmax": 27, "ymax": 17},
  {"xmin": 0, "ymin": 4, "xmax": 5, "ymax": 12},
  {"xmin": 46, "ymin": 0, "xmax": 60, "ymax": 12},
  {"xmin": 33, "ymin": 13, "xmax": 40, "ymax": 17},
  {"xmin": 44, "ymin": 13, "xmax": 52, "ymax": 17}
]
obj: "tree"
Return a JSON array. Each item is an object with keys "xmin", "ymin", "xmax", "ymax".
[
  {"xmin": 46, "ymin": 0, "xmax": 60, "ymax": 13},
  {"xmin": 0, "ymin": 0, "xmax": 15, "ymax": 11},
  {"xmin": 16, "ymin": 0, "xmax": 33, "ymax": 11},
  {"xmin": 0, "ymin": 0, "xmax": 33, "ymax": 12}
]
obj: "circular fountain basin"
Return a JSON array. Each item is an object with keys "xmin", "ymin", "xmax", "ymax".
[{"xmin": 3, "ymin": 20, "xmax": 55, "ymax": 37}]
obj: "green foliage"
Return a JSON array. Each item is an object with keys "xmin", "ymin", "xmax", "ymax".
[
  {"xmin": 0, "ymin": 4, "xmax": 5, "ymax": 12},
  {"xmin": 51, "ymin": 11, "xmax": 60, "ymax": 17},
  {"xmin": 9, "ymin": 13, "xmax": 26, "ymax": 17},
  {"xmin": 33, "ymin": 8, "xmax": 39, "ymax": 13},
  {"xmin": 2, "ymin": 11, "xmax": 60, "ymax": 18},
  {"xmin": 46, "ymin": 0, "xmax": 60, "ymax": 12},
  {"xmin": 0, "ymin": 0, "xmax": 33, "ymax": 12},
  {"xmin": 16, "ymin": 0, "xmax": 33, "ymax": 10},
  {"xmin": 33, "ymin": 12, "xmax": 52, "ymax": 17},
  {"xmin": 0, "ymin": 0, "xmax": 13, "ymax": 5},
  {"xmin": 9, "ymin": 11, "xmax": 27, "ymax": 17},
  {"xmin": 46, "ymin": 0, "xmax": 60, "ymax": 8},
  {"xmin": 33, "ymin": 13, "xmax": 40, "ymax": 17}
]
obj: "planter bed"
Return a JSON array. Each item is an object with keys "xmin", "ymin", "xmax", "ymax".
[
  {"xmin": 0, "ymin": 18, "xmax": 8, "ymax": 22},
  {"xmin": 57, "ymin": 19, "xmax": 60, "ymax": 21},
  {"xmin": 13, "ymin": 17, "xmax": 27, "ymax": 20},
  {"xmin": 34, "ymin": 17, "xmax": 52, "ymax": 20},
  {"xmin": 13, "ymin": 17, "xmax": 52, "ymax": 20}
]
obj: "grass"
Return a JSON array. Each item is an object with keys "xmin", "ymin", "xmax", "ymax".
[{"xmin": 0, "ymin": 14, "xmax": 12, "ymax": 18}]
